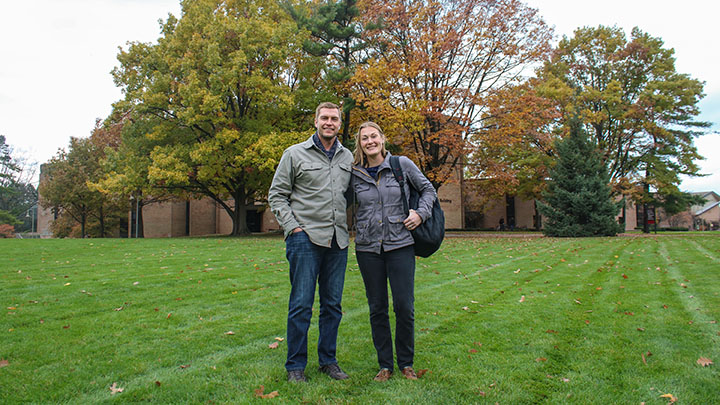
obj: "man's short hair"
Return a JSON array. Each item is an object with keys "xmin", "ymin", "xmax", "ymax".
[{"xmin": 315, "ymin": 102, "xmax": 341, "ymax": 121}]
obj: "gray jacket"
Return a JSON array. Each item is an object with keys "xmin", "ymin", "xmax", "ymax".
[
  {"xmin": 351, "ymin": 153, "xmax": 436, "ymax": 253},
  {"xmin": 268, "ymin": 135, "xmax": 353, "ymax": 249}
]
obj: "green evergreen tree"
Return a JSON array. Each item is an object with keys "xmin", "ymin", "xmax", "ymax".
[
  {"xmin": 282, "ymin": 0, "xmax": 370, "ymax": 144},
  {"xmin": 538, "ymin": 122, "xmax": 623, "ymax": 237}
]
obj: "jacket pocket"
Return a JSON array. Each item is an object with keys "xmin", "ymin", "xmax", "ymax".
[
  {"xmin": 297, "ymin": 162, "xmax": 325, "ymax": 186},
  {"xmin": 354, "ymin": 182, "xmax": 376, "ymax": 205},
  {"xmin": 386, "ymin": 215, "xmax": 409, "ymax": 242},
  {"xmin": 355, "ymin": 221, "xmax": 371, "ymax": 244}
]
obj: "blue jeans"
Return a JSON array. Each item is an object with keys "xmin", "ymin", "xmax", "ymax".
[
  {"xmin": 285, "ymin": 231, "xmax": 347, "ymax": 371},
  {"xmin": 356, "ymin": 245, "xmax": 415, "ymax": 370}
]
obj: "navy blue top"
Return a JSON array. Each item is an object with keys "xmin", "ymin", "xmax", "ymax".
[
  {"xmin": 365, "ymin": 165, "xmax": 380, "ymax": 180},
  {"xmin": 312, "ymin": 132, "xmax": 338, "ymax": 161}
]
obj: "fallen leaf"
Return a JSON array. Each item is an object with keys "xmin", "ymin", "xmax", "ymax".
[
  {"xmin": 637, "ymin": 327, "xmax": 645, "ymax": 332},
  {"xmin": 274, "ymin": 337, "xmax": 284, "ymax": 341},
  {"xmin": 167, "ymin": 313, "xmax": 172, "ymax": 319},
  {"xmin": 0, "ymin": 359, "xmax": 9, "ymax": 368},
  {"xmin": 114, "ymin": 307, "xmax": 124, "ymax": 311},
  {"xmin": 469, "ymin": 349, "xmax": 478, "ymax": 353},
  {"xmin": 109, "ymin": 382, "xmax": 124, "ymax": 395},
  {"xmin": 641, "ymin": 353, "xmax": 647, "ymax": 365},
  {"xmin": 474, "ymin": 342, "xmax": 482, "ymax": 347},
  {"xmin": 254, "ymin": 385, "xmax": 279, "ymax": 399},
  {"xmin": 478, "ymin": 391, "xmax": 486, "ymax": 396},
  {"xmin": 546, "ymin": 329, "xmax": 558, "ymax": 334},
  {"xmin": 697, "ymin": 357, "xmax": 713, "ymax": 367},
  {"xmin": 662, "ymin": 304, "xmax": 668, "ymax": 309},
  {"xmin": 660, "ymin": 393, "xmax": 677, "ymax": 403},
  {"xmin": 462, "ymin": 306, "xmax": 469, "ymax": 311},
  {"xmin": 622, "ymin": 274, "xmax": 628, "ymax": 279},
  {"xmin": 64, "ymin": 283, "xmax": 71, "ymax": 286},
  {"xmin": 7, "ymin": 307, "xmax": 16, "ymax": 310},
  {"xmin": 225, "ymin": 331, "xmax": 235, "ymax": 335},
  {"xmin": 519, "ymin": 296, "xmax": 525, "ymax": 303},
  {"xmin": 269, "ymin": 341, "xmax": 279, "ymax": 349},
  {"xmin": 133, "ymin": 282, "xmax": 140, "ymax": 286},
  {"xmin": 63, "ymin": 325, "xmax": 70, "ymax": 329},
  {"xmin": 155, "ymin": 381, "xmax": 162, "ymax": 387},
  {"xmin": 584, "ymin": 320, "xmax": 590, "ymax": 325},
  {"xmin": 416, "ymin": 369, "xmax": 429, "ymax": 378},
  {"xmin": 536, "ymin": 357, "xmax": 547, "ymax": 362},
  {"xmin": 179, "ymin": 364, "xmax": 191, "ymax": 369}
]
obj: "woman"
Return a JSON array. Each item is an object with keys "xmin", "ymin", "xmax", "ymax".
[{"xmin": 350, "ymin": 121, "xmax": 437, "ymax": 382}]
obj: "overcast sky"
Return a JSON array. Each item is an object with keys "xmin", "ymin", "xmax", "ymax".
[{"xmin": 1, "ymin": 0, "xmax": 718, "ymax": 192}]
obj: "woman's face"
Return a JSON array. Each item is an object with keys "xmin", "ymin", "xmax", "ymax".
[{"xmin": 359, "ymin": 126, "xmax": 384, "ymax": 160}]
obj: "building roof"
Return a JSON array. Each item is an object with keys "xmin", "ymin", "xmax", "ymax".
[
  {"xmin": 690, "ymin": 191, "xmax": 720, "ymax": 201},
  {"xmin": 696, "ymin": 201, "xmax": 720, "ymax": 216}
]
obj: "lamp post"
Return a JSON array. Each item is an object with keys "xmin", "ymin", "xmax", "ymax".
[{"xmin": 25, "ymin": 204, "xmax": 36, "ymax": 234}]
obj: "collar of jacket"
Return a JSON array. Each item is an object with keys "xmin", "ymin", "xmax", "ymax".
[
  {"xmin": 353, "ymin": 151, "xmax": 394, "ymax": 181},
  {"xmin": 303, "ymin": 132, "xmax": 342, "ymax": 156}
]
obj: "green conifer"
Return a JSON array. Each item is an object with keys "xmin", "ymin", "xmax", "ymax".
[{"xmin": 538, "ymin": 122, "xmax": 623, "ymax": 237}]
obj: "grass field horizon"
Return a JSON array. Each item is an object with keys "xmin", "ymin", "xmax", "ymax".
[{"xmin": 2, "ymin": 234, "xmax": 719, "ymax": 403}]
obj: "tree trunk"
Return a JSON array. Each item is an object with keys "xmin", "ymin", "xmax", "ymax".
[
  {"xmin": 230, "ymin": 189, "xmax": 249, "ymax": 236},
  {"xmin": 98, "ymin": 205, "xmax": 105, "ymax": 238},
  {"xmin": 80, "ymin": 211, "xmax": 86, "ymax": 238},
  {"xmin": 341, "ymin": 96, "xmax": 351, "ymax": 145},
  {"xmin": 138, "ymin": 201, "xmax": 145, "ymax": 238}
]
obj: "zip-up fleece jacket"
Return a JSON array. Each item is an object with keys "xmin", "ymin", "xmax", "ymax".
[
  {"xmin": 268, "ymin": 135, "xmax": 353, "ymax": 249},
  {"xmin": 351, "ymin": 153, "xmax": 437, "ymax": 254}
]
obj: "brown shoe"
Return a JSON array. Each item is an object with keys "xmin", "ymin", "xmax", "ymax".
[
  {"xmin": 401, "ymin": 366, "xmax": 417, "ymax": 380},
  {"xmin": 374, "ymin": 368, "xmax": 393, "ymax": 382}
]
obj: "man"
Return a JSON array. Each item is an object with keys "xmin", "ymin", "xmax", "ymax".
[{"xmin": 268, "ymin": 102, "xmax": 353, "ymax": 382}]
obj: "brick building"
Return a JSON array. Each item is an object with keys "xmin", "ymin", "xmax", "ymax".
[{"xmin": 37, "ymin": 159, "xmax": 716, "ymax": 237}]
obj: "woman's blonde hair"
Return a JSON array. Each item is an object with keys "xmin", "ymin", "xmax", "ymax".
[{"xmin": 353, "ymin": 121, "xmax": 387, "ymax": 166}]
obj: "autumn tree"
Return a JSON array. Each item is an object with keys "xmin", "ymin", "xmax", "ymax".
[
  {"xmin": 39, "ymin": 124, "xmax": 124, "ymax": 238},
  {"xmin": 112, "ymin": 0, "xmax": 312, "ymax": 235},
  {"xmin": 537, "ymin": 121, "xmax": 623, "ymax": 237},
  {"xmin": 93, "ymin": 108, "xmax": 174, "ymax": 238},
  {"xmin": 351, "ymin": 0, "xmax": 552, "ymax": 189},
  {"xmin": 538, "ymin": 26, "xmax": 709, "ymax": 232}
]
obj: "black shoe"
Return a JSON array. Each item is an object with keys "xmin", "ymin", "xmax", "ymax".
[
  {"xmin": 319, "ymin": 363, "xmax": 349, "ymax": 380},
  {"xmin": 287, "ymin": 369, "xmax": 307, "ymax": 382}
]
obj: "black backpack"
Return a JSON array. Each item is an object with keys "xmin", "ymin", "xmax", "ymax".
[{"xmin": 389, "ymin": 156, "xmax": 445, "ymax": 257}]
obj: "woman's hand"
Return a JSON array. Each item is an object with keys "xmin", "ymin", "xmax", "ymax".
[{"xmin": 403, "ymin": 209, "xmax": 422, "ymax": 231}]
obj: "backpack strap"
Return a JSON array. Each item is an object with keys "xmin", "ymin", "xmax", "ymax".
[{"xmin": 389, "ymin": 156, "xmax": 410, "ymax": 216}]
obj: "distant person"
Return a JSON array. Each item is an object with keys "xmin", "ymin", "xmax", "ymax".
[
  {"xmin": 268, "ymin": 102, "xmax": 353, "ymax": 383},
  {"xmin": 498, "ymin": 218, "xmax": 505, "ymax": 231},
  {"xmin": 350, "ymin": 121, "xmax": 436, "ymax": 382},
  {"xmin": 508, "ymin": 216, "xmax": 515, "ymax": 231}
]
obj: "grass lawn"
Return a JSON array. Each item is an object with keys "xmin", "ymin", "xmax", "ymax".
[{"xmin": 2, "ymin": 234, "xmax": 719, "ymax": 403}]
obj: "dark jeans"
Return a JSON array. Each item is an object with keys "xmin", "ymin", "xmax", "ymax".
[
  {"xmin": 285, "ymin": 231, "xmax": 347, "ymax": 371},
  {"xmin": 356, "ymin": 245, "xmax": 415, "ymax": 370}
]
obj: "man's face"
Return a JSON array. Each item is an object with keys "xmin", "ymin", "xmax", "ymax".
[{"xmin": 314, "ymin": 108, "xmax": 341, "ymax": 141}]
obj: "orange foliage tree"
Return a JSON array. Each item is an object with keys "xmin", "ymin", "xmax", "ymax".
[
  {"xmin": 351, "ymin": 0, "xmax": 552, "ymax": 189},
  {"xmin": 470, "ymin": 77, "xmax": 564, "ymax": 204}
]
